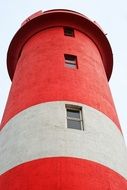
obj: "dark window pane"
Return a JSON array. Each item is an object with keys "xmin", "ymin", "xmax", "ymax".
[
  {"xmin": 67, "ymin": 109, "xmax": 80, "ymax": 119},
  {"xmin": 67, "ymin": 119, "xmax": 81, "ymax": 130},
  {"xmin": 65, "ymin": 54, "xmax": 76, "ymax": 61},
  {"xmin": 64, "ymin": 27, "xmax": 74, "ymax": 37},
  {"xmin": 64, "ymin": 54, "xmax": 77, "ymax": 69}
]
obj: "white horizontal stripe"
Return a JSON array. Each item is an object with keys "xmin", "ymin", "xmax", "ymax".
[{"xmin": 0, "ymin": 101, "xmax": 127, "ymax": 178}]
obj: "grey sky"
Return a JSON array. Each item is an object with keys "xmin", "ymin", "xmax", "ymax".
[{"xmin": 1, "ymin": 0, "xmax": 127, "ymax": 143}]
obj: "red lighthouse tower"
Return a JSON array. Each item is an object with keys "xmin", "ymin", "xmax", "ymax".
[{"xmin": 0, "ymin": 9, "xmax": 127, "ymax": 189}]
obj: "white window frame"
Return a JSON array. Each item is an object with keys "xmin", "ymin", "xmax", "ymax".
[{"xmin": 66, "ymin": 105, "xmax": 84, "ymax": 130}]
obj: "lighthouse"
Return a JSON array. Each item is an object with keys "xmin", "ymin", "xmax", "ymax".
[{"xmin": 0, "ymin": 9, "xmax": 127, "ymax": 189}]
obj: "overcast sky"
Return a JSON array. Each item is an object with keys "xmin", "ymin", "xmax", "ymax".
[{"xmin": 1, "ymin": 0, "xmax": 127, "ymax": 144}]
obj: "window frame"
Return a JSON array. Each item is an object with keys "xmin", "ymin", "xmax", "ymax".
[
  {"xmin": 64, "ymin": 54, "xmax": 78, "ymax": 69},
  {"xmin": 66, "ymin": 105, "xmax": 84, "ymax": 130},
  {"xmin": 64, "ymin": 27, "xmax": 75, "ymax": 37}
]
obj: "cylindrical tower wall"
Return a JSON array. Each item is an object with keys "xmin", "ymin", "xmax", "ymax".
[
  {"xmin": 0, "ymin": 9, "xmax": 127, "ymax": 189},
  {"xmin": 1, "ymin": 27, "xmax": 119, "ymax": 128}
]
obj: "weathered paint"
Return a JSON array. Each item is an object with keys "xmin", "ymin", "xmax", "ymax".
[
  {"xmin": 1, "ymin": 27, "xmax": 119, "ymax": 129},
  {"xmin": 1, "ymin": 158, "xmax": 127, "ymax": 190},
  {"xmin": 0, "ymin": 102, "xmax": 127, "ymax": 177}
]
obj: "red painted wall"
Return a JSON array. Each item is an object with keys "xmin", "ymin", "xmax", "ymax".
[
  {"xmin": 1, "ymin": 27, "xmax": 120, "ymax": 129},
  {"xmin": 1, "ymin": 157, "xmax": 127, "ymax": 189}
]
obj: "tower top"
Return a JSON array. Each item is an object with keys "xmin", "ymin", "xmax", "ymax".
[{"xmin": 7, "ymin": 9, "xmax": 113, "ymax": 80}]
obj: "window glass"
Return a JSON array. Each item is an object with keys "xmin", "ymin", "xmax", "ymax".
[
  {"xmin": 66, "ymin": 105, "xmax": 83, "ymax": 130},
  {"xmin": 67, "ymin": 120, "xmax": 81, "ymax": 130},
  {"xmin": 64, "ymin": 27, "xmax": 74, "ymax": 37},
  {"xmin": 64, "ymin": 54, "xmax": 77, "ymax": 69},
  {"xmin": 67, "ymin": 109, "xmax": 80, "ymax": 119}
]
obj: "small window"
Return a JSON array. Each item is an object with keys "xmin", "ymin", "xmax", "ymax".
[
  {"xmin": 64, "ymin": 54, "xmax": 77, "ymax": 69},
  {"xmin": 66, "ymin": 105, "xmax": 83, "ymax": 130},
  {"xmin": 64, "ymin": 27, "xmax": 74, "ymax": 37}
]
